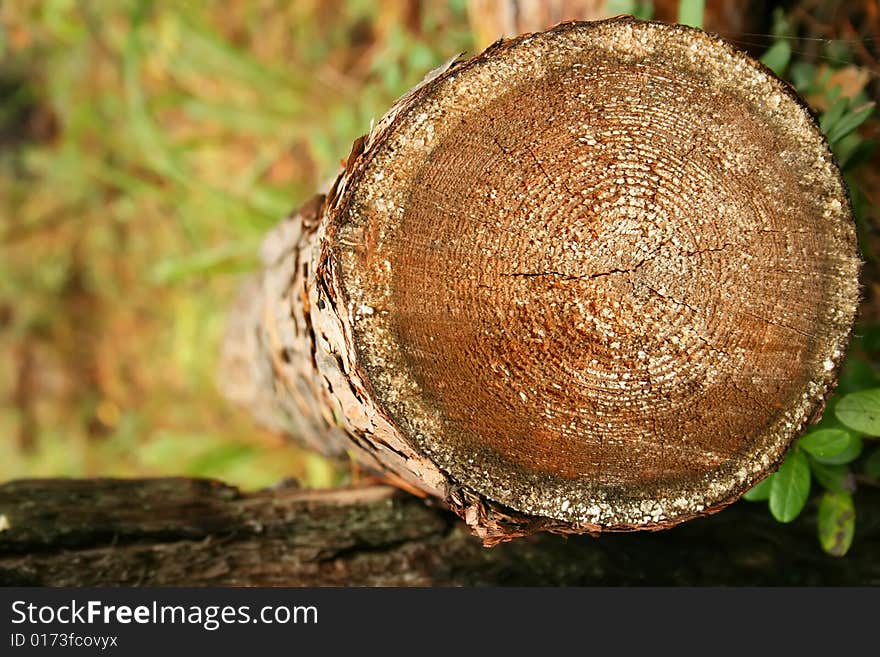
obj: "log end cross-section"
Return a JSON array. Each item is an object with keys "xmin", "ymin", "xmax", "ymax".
[{"xmin": 238, "ymin": 18, "xmax": 860, "ymax": 545}]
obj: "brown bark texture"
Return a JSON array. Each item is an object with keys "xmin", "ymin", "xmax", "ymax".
[
  {"xmin": 466, "ymin": 1, "xmax": 767, "ymax": 50},
  {"xmin": 1, "ymin": 477, "xmax": 879, "ymax": 586},
  {"xmin": 220, "ymin": 18, "xmax": 860, "ymax": 545}
]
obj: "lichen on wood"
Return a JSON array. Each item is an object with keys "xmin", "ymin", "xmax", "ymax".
[{"xmin": 227, "ymin": 18, "xmax": 860, "ymax": 545}]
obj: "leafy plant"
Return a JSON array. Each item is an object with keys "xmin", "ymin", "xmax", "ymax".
[
  {"xmin": 0, "ymin": 1, "xmax": 474, "ymax": 490},
  {"xmin": 818, "ymin": 490, "xmax": 855, "ymax": 556},
  {"xmin": 745, "ymin": 384, "xmax": 880, "ymax": 555},
  {"xmin": 742, "ymin": 29, "xmax": 878, "ymax": 557},
  {"xmin": 768, "ymin": 448, "xmax": 811, "ymax": 523}
]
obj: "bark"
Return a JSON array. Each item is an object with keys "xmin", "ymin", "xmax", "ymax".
[
  {"xmin": 220, "ymin": 18, "xmax": 860, "ymax": 544},
  {"xmin": 465, "ymin": 1, "xmax": 770, "ymax": 50},
  {"xmin": 467, "ymin": 0, "xmax": 609, "ymax": 49},
  {"xmin": 1, "ymin": 477, "xmax": 878, "ymax": 586}
]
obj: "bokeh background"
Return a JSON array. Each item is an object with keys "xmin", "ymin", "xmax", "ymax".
[
  {"xmin": 0, "ymin": 1, "xmax": 476, "ymax": 489},
  {"xmin": 1, "ymin": 0, "xmax": 878, "ymax": 509}
]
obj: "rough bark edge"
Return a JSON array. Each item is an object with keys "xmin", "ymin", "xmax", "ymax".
[
  {"xmin": 319, "ymin": 18, "xmax": 858, "ymax": 541},
  {"xmin": 225, "ymin": 17, "xmax": 860, "ymax": 545}
]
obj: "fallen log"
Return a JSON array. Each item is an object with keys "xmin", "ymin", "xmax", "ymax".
[
  {"xmin": 1, "ymin": 477, "xmax": 879, "ymax": 586},
  {"xmin": 220, "ymin": 18, "xmax": 860, "ymax": 545}
]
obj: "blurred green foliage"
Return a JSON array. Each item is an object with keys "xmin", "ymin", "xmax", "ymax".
[
  {"xmin": 742, "ymin": 13, "xmax": 879, "ymax": 556},
  {"xmin": 0, "ymin": 0, "xmax": 472, "ymax": 489}
]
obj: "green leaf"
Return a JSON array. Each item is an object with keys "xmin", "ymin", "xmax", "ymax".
[
  {"xmin": 835, "ymin": 134, "xmax": 877, "ymax": 171},
  {"xmin": 150, "ymin": 243, "xmax": 259, "ymax": 284},
  {"xmin": 631, "ymin": 1, "xmax": 654, "ymax": 20},
  {"xmin": 788, "ymin": 61, "xmax": 817, "ymax": 93},
  {"xmin": 812, "ymin": 435, "xmax": 863, "ymax": 465},
  {"xmin": 811, "ymin": 461, "xmax": 850, "ymax": 492},
  {"xmin": 304, "ymin": 453, "xmax": 339, "ymax": 488},
  {"xmin": 826, "ymin": 102, "xmax": 875, "ymax": 145},
  {"xmin": 769, "ymin": 449, "xmax": 811, "ymax": 522},
  {"xmin": 760, "ymin": 40, "xmax": 791, "ymax": 76},
  {"xmin": 606, "ymin": 0, "xmax": 654, "ymax": 20},
  {"xmin": 742, "ymin": 476, "xmax": 773, "ymax": 501},
  {"xmin": 817, "ymin": 490, "xmax": 855, "ymax": 557},
  {"xmin": 835, "ymin": 388, "xmax": 880, "ymax": 435},
  {"xmin": 186, "ymin": 443, "xmax": 256, "ymax": 478},
  {"xmin": 799, "ymin": 428, "xmax": 852, "ymax": 458},
  {"xmin": 820, "ymin": 98, "xmax": 848, "ymax": 135},
  {"xmin": 677, "ymin": 0, "xmax": 705, "ymax": 29}
]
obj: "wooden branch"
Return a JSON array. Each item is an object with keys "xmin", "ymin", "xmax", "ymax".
[
  {"xmin": 222, "ymin": 18, "xmax": 860, "ymax": 544},
  {"xmin": 1, "ymin": 478, "xmax": 878, "ymax": 586}
]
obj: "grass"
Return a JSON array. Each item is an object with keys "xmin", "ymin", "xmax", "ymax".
[{"xmin": 0, "ymin": 0, "xmax": 472, "ymax": 489}]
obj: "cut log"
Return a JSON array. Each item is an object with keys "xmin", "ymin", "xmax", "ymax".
[
  {"xmin": 2, "ymin": 477, "xmax": 879, "ymax": 586},
  {"xmin": 222, "ymin": 18, "xmax": 860, "ymax": 545}
]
